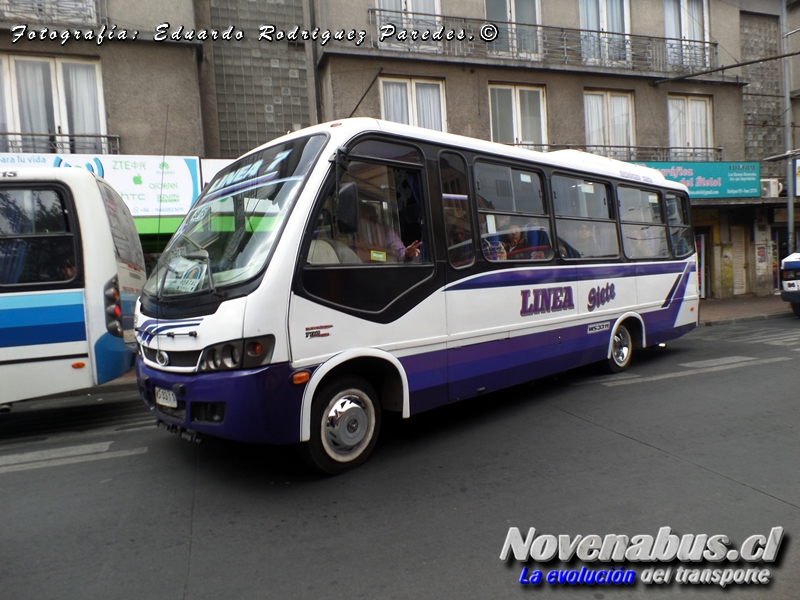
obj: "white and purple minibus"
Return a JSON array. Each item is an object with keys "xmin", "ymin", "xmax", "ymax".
[{"xmin": 135, "ymin": 119, "xmax": 697, "ymax": 473}]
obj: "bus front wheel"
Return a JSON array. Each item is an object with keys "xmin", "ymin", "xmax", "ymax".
[
  {"xmin": 792, "ymin": 303, "xmax": 800, "ymax": 318},
  {"xmin": 607, "ymin": 324, "xmax": 633, "ymax": 373},
  {"xmin": 300, "ymin": 376, "xmax": 381, "ymax": 475}
]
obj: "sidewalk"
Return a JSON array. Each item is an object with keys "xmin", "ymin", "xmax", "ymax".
[{"xmin": 698, "ymin": 293, "xmax": 795, "ymax": 326}]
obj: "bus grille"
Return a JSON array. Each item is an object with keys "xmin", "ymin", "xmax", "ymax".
[{"xmin": 142, "ymin": 346, "xmax": 202, "ymax": 368}]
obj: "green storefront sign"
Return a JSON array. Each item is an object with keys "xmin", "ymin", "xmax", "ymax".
[{"xmin": 640, "ymin": 162, "xmax": 761, "ymax": 199}]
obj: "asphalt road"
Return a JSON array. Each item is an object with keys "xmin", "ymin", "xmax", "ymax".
[{"xmin": 1, "ymin": 320, "xmax": 799, "ymax": 599}]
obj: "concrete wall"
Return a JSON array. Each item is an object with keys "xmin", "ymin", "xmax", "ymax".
[
  {"xmin": 107, "ymin": 0, "xmax": 196, "ymax": 40},
  {"xmin": 320, "ymin": 55, "xmax": 745, "ymax": 160}
]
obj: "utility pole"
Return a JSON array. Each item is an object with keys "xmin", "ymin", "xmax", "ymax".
[{"xmin": 783, "ymin": 1, "xmax": 795, "ymax": 254}]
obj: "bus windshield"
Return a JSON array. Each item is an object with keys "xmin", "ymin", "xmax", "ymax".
[{"xmin": 143, "ymin": 134, "xmax": 326, "ymax": 297}]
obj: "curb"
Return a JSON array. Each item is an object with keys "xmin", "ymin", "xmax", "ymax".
[{"xmin": 699, "ymin": 311, "xmax": 796, "ymax": 327}]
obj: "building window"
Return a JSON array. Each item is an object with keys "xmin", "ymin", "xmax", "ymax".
[
  {"xmin": 668, "ymin": 95, "xmax": 712, "ymax": 160},
  {"xmin": 664, "ymin": 0, "xmax": 709, "ymax": 67},
  {"xmin": 0, "ymin": 55, "xmax": 107, "ymax": 154},
  {"xmin": 380, "ymin": 78, "xmax": 446, "ymax": 131},
  {"xmin": 377, "ymin": 0, "xmax": 441, "ymax": 50},
  {"xmin": 1, "ymin": 0, "xmax": 98, "ymax": 25},
  {"xmin": 584, "ymin": 90, "xmax": 633, "ymax": 159},
  {"xmin": 485, "ymin": 0, "xmax": 540, "ymax": 56},
  {"xmin": 579, "ymin": 0, "xmax": 629, "ymax": 63},
  {"xmin": 489, "ymin": 85, "xmax": 546, "ymax": 149}
]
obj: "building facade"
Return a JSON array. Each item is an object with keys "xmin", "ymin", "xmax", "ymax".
[
  {"xmin": 1, "ymin": 0, "xmax": 798, "ymax": 299},
  {"xmin": 305, "ymin": 0, "xmax": 794, "ymax": 299}
]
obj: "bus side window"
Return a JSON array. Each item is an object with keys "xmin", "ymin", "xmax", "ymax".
[
  {"xmin": 666, "ymin": 192, "xmax": 694, "ymax": 258},
  {"xmin": 476, "ymin": 162, "xmax": 553, "ymax": 262},
  {"xmin": 619, "ymin": 187, "xmax": 669, "ymax": 260},
  {"xmin": 440, "ymin": 152, "xmax": 474, "ymax": 267},
  {"xmin": 553, "ymin": 175, "xmax": 620, "ymax": 260},
  {"xmin": 307, "ymin": 161, "xmax": 428, "ymax": 266},
  {"xmin": 0, "ymin": 188, "xmax": 77, "ymax": 285}
]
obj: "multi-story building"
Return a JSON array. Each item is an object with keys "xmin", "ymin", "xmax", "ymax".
[
  {"xmin": 0, "ymin": 0, "xmax": 205, "ymax": 156},
  {"xmin": 2, "ymin": 1, "xmax": 797, "ymax": 299},
  {"xmin": 0, "ymin": 0, "xmax": 208, "ymax": 261},
  {"xmin": 199, "ymin": 0, "xmax": 315, "ymax": 158},
  {"xmin": 303, "ymin": 0, "xmax": 793, "ymax": 299}
]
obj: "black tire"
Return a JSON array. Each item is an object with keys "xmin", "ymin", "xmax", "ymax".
[
  {"xmin": 792, "ymin": 303, "xmax": 800, "ymax": 318},
  {"xmin": 299, "ymin": 376, "xmax": 381, "ymax": 475},
  {"xmin": 607, "ymin": 324, "xmax": 633, "ymax": 373}
]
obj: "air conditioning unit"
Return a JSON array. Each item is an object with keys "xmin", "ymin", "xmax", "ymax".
[{"xmin": 761, "ymin": 178, "xmax": 782, "ymax": 197}]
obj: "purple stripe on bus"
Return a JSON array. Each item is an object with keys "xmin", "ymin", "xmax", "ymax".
[{"xmin": 447, "ymin": 262, "xmax": 689, "ymax": 292}]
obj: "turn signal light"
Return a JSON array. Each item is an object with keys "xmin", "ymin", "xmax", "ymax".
[{"xmin": 292, "ymin": 371, "xmax": 310, "ymax": 385}]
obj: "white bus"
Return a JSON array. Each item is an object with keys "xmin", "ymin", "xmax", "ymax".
[
  {"xmin": 135, "ymin": 119, "xmax": 697, "ymax": 474},
  {"xmin": 0, "ymin": 167, "xmax": 145, "ymax": 408}
]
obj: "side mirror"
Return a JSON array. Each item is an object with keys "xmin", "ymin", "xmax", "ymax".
[{"xmin": 336, "ymin": 182, "xmax": 358, "ymax": 233}]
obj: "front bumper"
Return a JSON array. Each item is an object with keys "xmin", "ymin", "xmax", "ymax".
[
  {"xmin": 780, "ymin": 290, "xmax": 800, "ymax": 304},
  {"xmin": 136, "ymin": 358, "xmax": 305, "ymax": 445}
]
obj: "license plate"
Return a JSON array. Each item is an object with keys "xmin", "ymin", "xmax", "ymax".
[{"xmin": 155, "ymin": 387, "xmax": 178, "ymax": 408}]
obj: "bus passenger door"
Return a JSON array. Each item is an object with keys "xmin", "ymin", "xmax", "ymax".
[{"xmin": 292, "ymin": 139, "xmax": 448, "ymax": 416}]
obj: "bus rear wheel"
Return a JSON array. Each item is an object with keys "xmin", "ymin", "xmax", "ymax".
[
  {"xmin": 607, "ymin": 324, "xmax": 633, "ymax": 373},
  {"xmin": 300, "ymin": 376, "xmax": 381, "ymax": 475}
]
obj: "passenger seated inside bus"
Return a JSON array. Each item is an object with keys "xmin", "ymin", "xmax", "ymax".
[
  {"xmin": 557, "ymin": 220, "xmax": 618, "ymax": 259},
  {"xmin": 306, "ymin": 163, "xmax": 424, "ymax": 265},
  {"xmin": 572, "ymin": 222, "xmax": 601, "ymax": 257},
  {"xmin": 355, "ymin": 203, "xmax": 421, "ymax": 263},
  {"xmin": 448, "ymin": 223, "xmax": 472, "ymax": 265},
  {"xmin": 60, "ymin": 256, "xmax": 76, "ymax": 280},
  {"xmin": 479, "ymin": 213, "xmax": 553, "ymax": 261}
]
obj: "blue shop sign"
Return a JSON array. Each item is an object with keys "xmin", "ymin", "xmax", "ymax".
[{"xmin": 639, "ymin": 162, "xmax": 760, "ymax": 199}]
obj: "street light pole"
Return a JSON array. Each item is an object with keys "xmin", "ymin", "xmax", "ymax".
[{"xmin": 783, "ymin": 0, "xmax": 795, "ymax": 254}]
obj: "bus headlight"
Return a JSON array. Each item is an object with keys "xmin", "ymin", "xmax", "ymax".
[
  {"xmin": 199, "ymin": 341, "xmax": 243, "ymax": 372},
  {"xmin": 197, "ymin": 335, "xmax": 275, "ymax": 372}
]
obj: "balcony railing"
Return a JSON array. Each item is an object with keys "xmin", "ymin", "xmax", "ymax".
[
  {"xmin": 0, "ymin": 132, "xmax": 121, "ymax": 154},
  {"xmin": 0, "ymin": 0, "xmax": 102, "ymax": 26},
  {"xmin": 510, "ymin": 143, "xmax": 723, "ymax": 162},
  {"xmin": 368, "ymin": 9, "xmax": 718, "ymax": 75}
]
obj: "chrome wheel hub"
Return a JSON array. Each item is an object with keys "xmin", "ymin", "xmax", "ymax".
[
  {"xmin": 612, "ymin": 329, "xmax": 631, "ymax": 366},
  {"xmin": 322, "ymin": 393, "xmax": 374, "ymax": 461}
]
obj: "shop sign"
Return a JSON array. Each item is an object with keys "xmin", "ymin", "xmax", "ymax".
[
  {"xmin": 0, "ymin": 152, "xmax": 202, "ymax": 216},
  {"xmin": 639, "ymin": 162, "xmax": 760, "ymax": 199}
]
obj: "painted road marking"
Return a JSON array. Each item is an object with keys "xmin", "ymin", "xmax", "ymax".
[
  {"xmin": 602, "ymin": 357, "xmax": 792, "ymax": 387},
  {"xmin": 679, "ymin": 356, "xmax": 757, "ymax": 368},
  {"xmin": 572, "ymin": 373, "xmax": 641, "ymax": 386},
  {"xmin": 0, "ymin": 442, "xmax": 147, "ymax": 474}
]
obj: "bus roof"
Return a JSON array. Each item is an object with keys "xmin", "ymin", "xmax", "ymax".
[
  {"xmin": 0, "ymin": 166, "xmax": 103, "ymax": 184},
  {"xmin": 240, "ymin": 118, "xmax": 687, "ymax": 193}
]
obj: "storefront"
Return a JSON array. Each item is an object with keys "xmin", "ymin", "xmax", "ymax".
[{"xmin": 641, "ymin": 160, "xmax": 777, "ymax": 299}]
